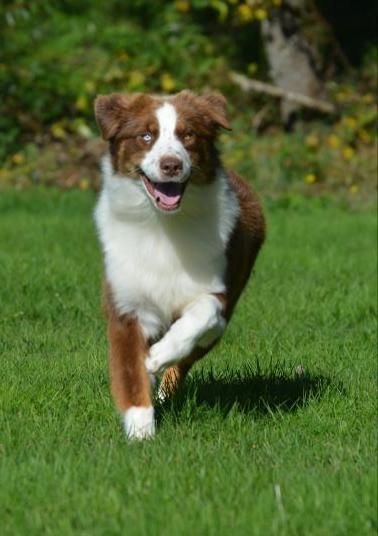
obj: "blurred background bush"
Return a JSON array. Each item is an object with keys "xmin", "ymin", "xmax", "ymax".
[{"xmin": 0, "ymin": 0, "xmax": 376, "ymax": 204}]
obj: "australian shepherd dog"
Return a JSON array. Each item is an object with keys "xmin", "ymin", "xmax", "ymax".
[{"xmin": 94, "ymin": 91, "xmax": 265, "ymax": 439}]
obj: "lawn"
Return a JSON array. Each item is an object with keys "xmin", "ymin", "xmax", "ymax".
[{"xmin": 0, "ymin": 188, "xmax": 376, "ymax": 535}]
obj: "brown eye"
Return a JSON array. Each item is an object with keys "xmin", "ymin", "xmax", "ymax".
[{"xmin": 183, "ymin": 131, "xmax": 194, "ymax": 143}]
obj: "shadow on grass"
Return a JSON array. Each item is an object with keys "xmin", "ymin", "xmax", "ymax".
[{"xmin": 158, "ymin": 361, "xmax": 342, "ymax": 418}]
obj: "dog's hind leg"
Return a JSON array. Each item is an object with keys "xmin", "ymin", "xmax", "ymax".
[
  {"xmin": 157, "ymin": 346, "xmax": 212, "ymax": 401},
  {"xmin": 158, "ymin": 364, "xmax": 188, "ymax": 402}
]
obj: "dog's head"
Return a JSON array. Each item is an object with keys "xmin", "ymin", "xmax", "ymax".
[{"xmin": 94, "ymin": 90, "xmax": 230, "ymax": 213}]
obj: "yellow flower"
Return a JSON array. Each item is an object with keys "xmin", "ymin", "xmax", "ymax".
[
  {"xmin": 305, "ymin": 134, "xmax": 320, "ymax": 148},
  {"xmin": 343, "ymin": 116, "xmax": 358, "ymax": 130},
  {"xmin": 11, "ymin": 153, "xmax": 25, "ymax": 165},
  {"xmin": 342, "ymin": 146, "xmax": 355, "ymax": 160},
  {"xmin": 255, "ymin": 8, "xmax": 267, "ymax": 20},
  {"xmin": 175, "ymin": 0, "xmax": 190, "ymax": 13},
  {"xmin": 128, "ymin": 71, "xmax": 145, "ymax": 88},
  {"xmin": 237, "ymin": 4, "xmax": 254, "ymax": 23},
  {"xmin": 79, "ymin": 178, "xmax": 90, "ymax": 191},
  {"xmin": 349, "ymin": 184, "xmax": 358, "ymax": 194},
  {"xmin": 160, "ymin": 73, "xmax": 176, "ymax": 93},
  {"xmin": 304, "ymin": 173, "xmax": 316, "ymax": 184},
  {"xmin": 211, "ymin": 0, "xmax": 229, "ymax": 21},
  {"xmin": 51, "ymin": 122, "xmax": 67, "ymax": 140},
  {"xmin": 327, "ymin": 134, "xmax": 341, "ymax": 149},
  {"xmin": 75, "ymin": 94, "xmax": 88, "ymax": 111}
]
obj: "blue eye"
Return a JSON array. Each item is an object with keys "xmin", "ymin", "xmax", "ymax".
[{"xmin": 142, "ymin": 132, "xmax": 153, "ymax": 142}]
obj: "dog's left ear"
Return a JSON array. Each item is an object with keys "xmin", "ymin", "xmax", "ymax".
[{"xmin": 200, "ymin": 93, "xmax": 231, "ymax": 131}]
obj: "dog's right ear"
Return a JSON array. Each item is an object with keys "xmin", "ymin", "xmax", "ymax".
[{"xmin": 94, "ymin": 94, "xmax": 128, "ymax": 141}]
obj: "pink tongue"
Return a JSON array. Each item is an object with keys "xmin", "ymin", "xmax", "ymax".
[
  {"xmin": 155, "ymin": 191, "xmax": 181, "ymax": 207},
  {"xmin": 143, "ymin": 177, "xmax": 183, "ymax": 209}
]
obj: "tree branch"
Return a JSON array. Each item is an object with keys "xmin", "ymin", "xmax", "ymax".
[{"xmin": 230, "ymin": 72, "xmax": 336, "ymax": 115}]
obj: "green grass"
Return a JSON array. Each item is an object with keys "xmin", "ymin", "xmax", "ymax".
[{"xmin": 0, "ymin": 189, "xmax": 376, "ymax": 535}]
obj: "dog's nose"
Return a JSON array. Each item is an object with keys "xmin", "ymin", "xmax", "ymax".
[{"xmin": 160, "ymin": 156, "xmax": 183, "ymax": 178}]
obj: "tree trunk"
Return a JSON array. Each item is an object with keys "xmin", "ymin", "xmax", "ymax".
[{"xmin": 261, "ymin": 0, "xmax": 325, "ymax": 128}]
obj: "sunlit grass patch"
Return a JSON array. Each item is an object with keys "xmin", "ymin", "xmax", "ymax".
[{"xmin": 0, "ymin": 189, "xmax": 376, "ymax": 535}]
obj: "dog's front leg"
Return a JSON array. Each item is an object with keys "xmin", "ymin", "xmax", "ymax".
[
  {"xmin": 145, "ymin": 294, "xmax": 225, "ymax": 375},
  {"xmin": 108, "ymin": 313, "xmax": 155, "ymax": 439}
]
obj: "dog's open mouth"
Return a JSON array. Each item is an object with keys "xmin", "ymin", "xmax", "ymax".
[{"xmin": 141, "ymin": 173, "xmax": 187, "ymax": 212}]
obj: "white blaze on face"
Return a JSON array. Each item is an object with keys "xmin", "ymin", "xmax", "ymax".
[{"xmin": 141, "ymin": 102, "xmax": 191, "ymax": 183}]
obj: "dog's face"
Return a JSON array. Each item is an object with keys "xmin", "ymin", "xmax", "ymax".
[{"xmin": 94, "ymin": 91, "xmax": 230, "ymax": 213}]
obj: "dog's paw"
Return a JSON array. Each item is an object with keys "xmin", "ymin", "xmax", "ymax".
[
  {"xmin": 145, "ymin": 357, "xmax": 162, "ymax": 375},
  {"xmin": 123, "ymin": 406, "xmax": 155, "ymax": 440},
  {"xmin": 145, "ymin": 339, "xmax": 179, "ymax": 375}
]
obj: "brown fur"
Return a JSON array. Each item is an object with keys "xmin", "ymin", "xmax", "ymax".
[
  {"xmin": 224, "ymin": 170, "xmax": 266, "ymax": 317},
  {"xmin": 95, "ymin": 93, "xmax": 159, "ymax": 175},
  {"xmin": 105, "ymin": 286, "xmax": 151, "ymax": 411},
  {"xmin": 171, "ymin": 91, "xmax": 230, "ymax": 185}
]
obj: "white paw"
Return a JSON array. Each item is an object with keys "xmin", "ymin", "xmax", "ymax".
[
  {"xmin": 123, "ymin": 406, "xmax": 155, "ymax": 440},
  {"xmin": 145, "ymin": 339, "xmax": 179, "ymax": 375}
]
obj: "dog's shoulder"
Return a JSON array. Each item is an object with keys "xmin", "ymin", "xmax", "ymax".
[{"xmin": 226, "ymin": 169, "xmax": 265, "ymax": 244}]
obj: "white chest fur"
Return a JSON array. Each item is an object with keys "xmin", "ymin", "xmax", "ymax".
[{"xmin": 95, "ymin": 157, "xmax": 239, "ymax": 340}]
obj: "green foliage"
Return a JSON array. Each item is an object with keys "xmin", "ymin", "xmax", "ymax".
[
  {"xmin": 0, "ymin": 1, "xmax": 376, "ymax": 199},
  {"xmin": 0, "ymin": 189, "xmax": 376, "ymax": 534},
  {"xmin": 0, "ymin": 1, "xmax": 237, "ymax": 162},
  {"xmin": 218, "ymin": 95, "xmax": 376, "ymax": 204}
]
